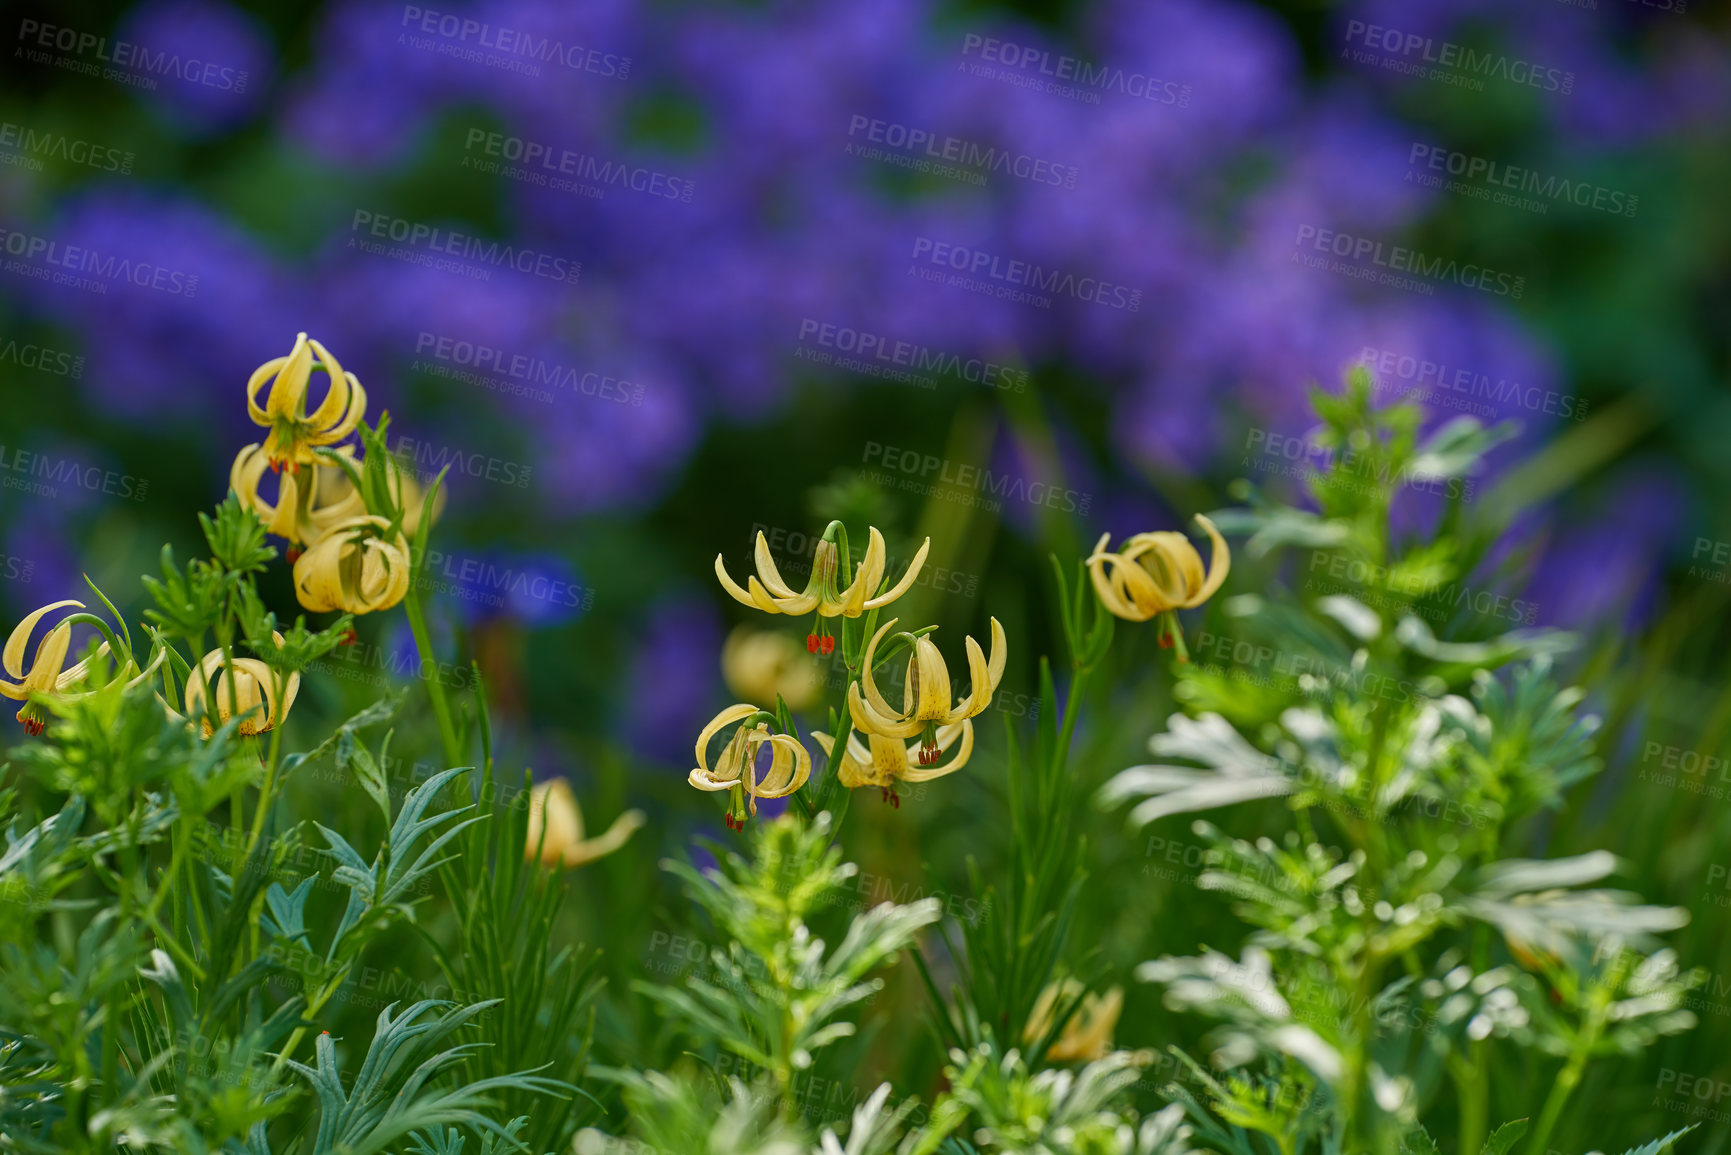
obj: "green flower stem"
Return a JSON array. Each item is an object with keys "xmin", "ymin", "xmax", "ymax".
[
  {"xmin": 1526, "ymin": 1005, "xmax": 1608, "ymax": 1155},
  {"xmin": 243, "ymin": 708, "xmax": 285, "ymax": 862},
  {"xmin": 403, "ymin": 585, "xmax": 462, "ymax": 766}
]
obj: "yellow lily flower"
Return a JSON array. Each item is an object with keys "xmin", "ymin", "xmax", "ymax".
[
  {"xmin": 524, "ymin": 778, "xmax": 646, "ymax": 868},
  {"xmin": 1087, "ymin": 515, "xmax": 1229, "ymax": 658},
  {"xmin": 714, "ymin": 525, "xmax": 929, "ymax": 654},
  {"xmin": 1, "ymin": 600, "xmax": 161, "ymax": 735},
  {"xmin": 231, "ymin": 443, "xmax": 366, "ymax": 554},
  {"xmin": 183, "ymin": 634, "xmax": 299, "ymax": 737},
  {"xmin": 721, "ymin": 626, "xmax": 825, "ymax": 712},
  {"xmin": 1024, "ymin": 980, "xmax": 1125, "ymax": 1063},
  {"xmin": 1086, "ymin": 515, "xmax": 1230, "ymax": 622},
  {"xmin": 847, "ymin": 617, "xmax": 1006, "ymax": 766},
  {"xmin": 247, "ymin": 332, "xmax": 367, "ymax": 472},
  {"xmin": 813, "ymin": 722, "xmax": 973, "ymax": 807},
  {"xmin": 690, "ymin": 703, "xmax": 812, "ymax": 829},
  {"xmin": 292, "ymin": 515, "xmax": 411, "ymax": 616}
]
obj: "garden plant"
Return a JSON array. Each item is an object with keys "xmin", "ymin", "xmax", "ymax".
[{"xmin": 0, "ymin": 340, "xmax": 1709, "ymax": 1155}]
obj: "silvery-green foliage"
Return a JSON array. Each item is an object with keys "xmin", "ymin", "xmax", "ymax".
[
  {"xmin": 944, "ymin": 1045, "xmax": 1198, "ymax": 1155},
  {"xmin": 1100, "ymin": 377, "xmax": 1699, "ymax": 1153},
  {"xmin": 636, "ymin": 812, "xmax": 941, "ymax": 1094},
  {"xmin": 573, "ymin": 1071, "xmax": 811, "ymax": 1155}
]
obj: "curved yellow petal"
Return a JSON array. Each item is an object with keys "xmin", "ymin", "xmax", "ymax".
[
  {"xmin": 848, "ymin": 680, "xmax": 922, "ymax": 740},
  {"xmin": 909, "ymin": 637, "xmax": 952, "ymax": 722},
  {"xmin": 903, "ymin": 719, "xmax": 975, "ymax": 782},
  {"xmin": 1184, "ymin": 514, "xmax": 1231, "ymax": 607},
  {"xmin": 864, "ymin": 535, "xmax": 929, "ymax": 610},
  {"xmin": 4, "ymin": 600, "xmax": 83, "ymax": 679},
  {"xmin": 856, "ymin": 617, "xmax": 903, "ymax": 724},
  {"xmin": 752, "ymin": 533, "xmax": 800, "ymax": 600},
  {"xmin": 715, "ymin": 555, "xmax": 762, "ymax": 609},
  {"xmin": 694, "ymin": 703, "xmax": 760, "ymax": 777}
]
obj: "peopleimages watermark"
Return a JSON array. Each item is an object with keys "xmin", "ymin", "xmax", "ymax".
[
  {"xmin": 389, "ymin": 435, "xmax": 532, "ymax": 489},
  {"xmin": 1407, "ymin": 144, "xmax": 1637, "ymax": 218},
  {"xmin": 1293, "ymin": 224, "xmax": 1525, "ymax": 300},
  {"xmin": 861, "ymin": 441, "xmax": 1093, "ymax": 516},
  {"xmin": 844, "ymin": 115, "xmax": 1077, "ymax": 190},
  {"xmin": 348, "ymin": 211, "xmax": 581, "ymax": 285},
  {"xmin": 398, "ymin": 7, "xmax": 629, "ymax": 81},
  {"xmin": 1637, "ymin": 740, "xmax": 1731, "ymax": 802},
  {"xmin": 412, "ymin": 331, "xmax": 645, "ymax": 407},
  {"xmin": 793, "ymin": 318, "xmax": 1028, "ymax": 394},
  {"xmin": 909, "ymin": 237, "xmax": 1141, "ymax": 312},
  {"xmin": 0, "ymin": 338, "xmax": 83, "ymax": 381},
  {"xmin": 1654, "ymin": 1069, "xmax": 1731, "ymax": 1124},
  {"xmin": 0, "ymin": 225, "xmax": 199, "ymax": 298},
  {"xmin": 957, "ymin": 34, "xmax": 1191, "ymax": 109},
  {"xmin": 1243, "ymin": 427, "xmax": 1477, "ymax": 502},
  {"xmin": 412, "ymin": 545, "xmax": 593, "ymax": 613},
  {"xmin": 0, "ymin": 445, "xmax": 149, "ymax": 502},
  {"xmin": 0, "ymin": 121, "xmax": 134, "ymax": 175},
  {"xmin": 0, "ymin": 552, "xmax": 37, "ymax": 583},
  {"xmin": 1357, "ymin": 347, "xmax": 1587, "ymax": 423},
  {"xmin": 1686, "ymin": 538, "xmax": 1731, "ymax": 587},
  {"xmin": 1303, "ymin": 551, "xmax": 1538, "ymax": 627},
  {"xmin": 460, "ymin": 129, "xmax": 693, "ymax": 203},
  {"xmin": 16, "ymin": 18, "xmax": 251, "ymax": 94},
  {"xmin": 1342, "ymin": 21, "xmax": 1574, "ymax": 96}
]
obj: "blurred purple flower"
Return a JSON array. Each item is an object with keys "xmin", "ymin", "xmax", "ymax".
[
  {"xmin": 622, "ymin": 596, "xmax": 723, "ymax": 766},
  {"xmin": 116, "ymin": 0, "xmax": 274, "ymax": 133}
]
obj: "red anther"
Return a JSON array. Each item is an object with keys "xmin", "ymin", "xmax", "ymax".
[
  {"xmin": 1158, "ymin": 632, "xmax": 1173, "ymax": 649},
  {"xmin": 820, "ymin": 636, "xmax": 835, "ymax": 656},
  {"xmin": 269, "ymin": 459, "xmax": 283, "ymax": 474},
  {"xmin": 891, "ymin": 792, "xmax": 900, "ymax": 809},
  {"xmin": 338, "ymin": 627, "xmax": 358, "ymax": 646},
  {"xmin": 286, "ymin": 547, "xmax": 304, "ymax": 564},
  {"xmin": 21, "ymin": 716, "xmax": 45, "ymax": 737},
  {"xmin": 807, "ymin": 634, "xmax": 819, "ymax": 653}
]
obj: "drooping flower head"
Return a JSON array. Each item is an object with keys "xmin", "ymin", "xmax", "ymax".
[
  {"xmin": 689, "ymin": 703, "xmax": 812, "ymax": 829},
  {"xmin": 1087, "ymin": 514, "xmax": 1230, "ymax": 656},
  {"xmin": 246, "ymin": 332, "xmax": 367, "ymax": 473},
  {"xmin": 848, "ymin": 616, "xmax": 1006, "ymax": 767},
  {"xmin": 292, "ymin": 515, "xmax": 411, "ymax": 616},
  {"xmin": 1, "ymin": 599, "xmax": 160, "ymax": 735},
  {"xmin": 182, "ymin": 633, "xmax": 299, "ymax": 736},
  {"xmin": 716, "ymin": 523, "xmax": 929, "ymax": 654},
  {"xmin": 525, "ymin": 778, "xmax": 646, "ymax": 869},
  {"xmin": 814, "ymin": 722, "xmax": 974, "ymax": 808}
]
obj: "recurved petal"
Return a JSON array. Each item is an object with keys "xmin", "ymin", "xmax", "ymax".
[
  {"xmin": 715, "ymin": 555, "xmax": 763, "ymax": 609},
  {"xmin": 910, "ymin": 637, "xmax": 953, "ymax": 721},
  {"xmin": 694, "ymin": 703, "xmax": 760, "ymax": 776},
  {"xmin": 1088, "ymin": 544, "xmax": 1149, "ymax": 622},
  {"xmin": 310, "ymin": 373, "xmax": 367, "ymax": 444},
  {"xmin": 749, "ymin": 576, "xmax": 808, "ymax": 615},
  {"xmin": 848, "ymin": 680, "xmax": 922, "ymax": 740},
  {"xmin": 863, "ymin": 534, "xmax": 929, "ymax": 610},
  {"xmin": 303, "ymin": 339, "xmax": 352, "ymax": 430},
  {"xmin": 564, "ymin": 808, "xmax": 645, "ymax": 867},
  {"xmin": 857, "ymin": 618, "xmax": 904, "ymax": 724},
  {"xmin": 753, "ymin": 533, "xmax": 800, "ymax": 599},
  {"xmin": 1183, "ymin": 514, "xmax": 1232, "ymax": 606},
  {"xmin": 903, "ymin": 719, "xmax": 975, "ymax": 782},
  {"xmin": 261, "ymin": 333, "xmax": 313, "ymax": 419},
  {"xmin": 756, "ymin": 733, "xmax": 811, "ymax": 797},
  {"xmin": 4, "ymin": 600, "xmax": 83, "ymax": 681}
]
